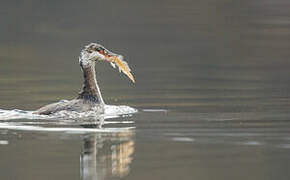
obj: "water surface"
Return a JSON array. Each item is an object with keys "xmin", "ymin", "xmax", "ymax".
[{"xmin": 1, "ymin": 0, "xmax": 290, "ymax": 180}]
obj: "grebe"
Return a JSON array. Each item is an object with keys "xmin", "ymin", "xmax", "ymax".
[{"xmin": 34, "ymin": 43, "xmax": 135, "ymax": 115}]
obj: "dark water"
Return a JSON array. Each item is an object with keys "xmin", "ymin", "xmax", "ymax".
[{"xmin": 1, "ymin": 0, "xmax": 290, "ymax": 179}]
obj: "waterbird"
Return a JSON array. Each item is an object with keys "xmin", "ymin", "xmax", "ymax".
[{"xmin": 34, "ymin": 43, "xmax": 135, "ymax": 115}]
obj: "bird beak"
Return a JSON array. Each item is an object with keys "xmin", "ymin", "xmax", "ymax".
[
  {"xmin": 101, "ymin": 50, "xmax": 135, "ymax": 83},
  {"xmin": 97, "ymin": 48, "xmax": 118, "ymax": 61}
]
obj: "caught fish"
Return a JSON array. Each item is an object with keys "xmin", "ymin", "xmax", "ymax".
[{"xmin": 108, "ymin": 56, "xmax": 135, "ymax": 83}]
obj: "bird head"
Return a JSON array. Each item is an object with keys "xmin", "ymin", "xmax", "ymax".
[
  {"xmin": 80, "ymin": 43, "xmax": 119, "ymax": 63},
  {"xmin": 79, "ymin": 43, "xmax": 135, "ymax": 83}
]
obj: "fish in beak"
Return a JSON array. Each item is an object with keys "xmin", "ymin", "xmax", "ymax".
[{"xmin": 99, "ymin": 48, "xmax": 135, "ymax": 83}]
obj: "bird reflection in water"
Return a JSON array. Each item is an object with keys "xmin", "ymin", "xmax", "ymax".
[{"xmin": 80, "ymin": 130, "xmax": 135, "ymax": 180}]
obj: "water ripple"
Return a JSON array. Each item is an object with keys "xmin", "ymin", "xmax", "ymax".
[
  {"xmin": 0, "ymin": 104, "xmax": 137, "ymax": 121},
  {"xmin": 0, "ymin": 104, "xmax": 137, "ymax": 133}
]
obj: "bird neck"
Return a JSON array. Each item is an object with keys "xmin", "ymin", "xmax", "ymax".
[{"xmin": 78, "ymin": 61, "xmax": 104, "ymax": 104}]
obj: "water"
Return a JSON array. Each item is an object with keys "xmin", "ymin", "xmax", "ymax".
[{"xmin": 1, "ymin": 0, "xmax": 290, "ymax": 179}]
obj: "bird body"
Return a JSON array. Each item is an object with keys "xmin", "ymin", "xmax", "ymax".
[
  {"xmin": 35, "ymin": 99, "xmax": 104, "ymax": 115},
  {"xmin": 34, "ymin": 43, "xmax": 134, "ymax": 115}
]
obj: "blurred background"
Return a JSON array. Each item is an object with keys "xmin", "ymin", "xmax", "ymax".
[
  {"xmin": 1, "ymin": 0, "xmax": 290, "ymax": 180},
  {"xmin": 1, "ymin": 0, "xmax": 290, "ymax": 112}
]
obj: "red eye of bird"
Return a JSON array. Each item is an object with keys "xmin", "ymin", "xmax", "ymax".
[{"xmin": 99, "ymin": 49, "xmax": 105, "ymax": 54}]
